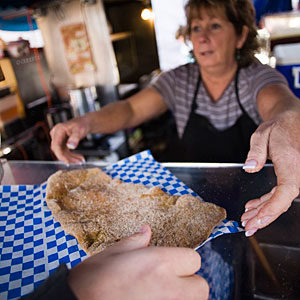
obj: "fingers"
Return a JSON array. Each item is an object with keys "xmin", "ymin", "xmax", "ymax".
[
  {"xmin": 243, "ymin": 122, "xmax": 271, "ymax": 173},
  {"xmin": 104, "ymin": 226, "xmax": 200, "ymax": 277},
  {"xmin": 51, "ymin": 141, "xmax": 85, "ymax": 164},
  {"xmin": 66, "ymin": 127, "xmax": 87, "ymax": 150},
  {"xmin": 50, "ymin": 122, "xmax": 86, "ymax": 163},
  {"xmin": 242, "ymin": 113, "xmax": 300, "ymax": 236},
  {"xmin": 179, "ymin": 275, "xmax": 209, "ymax": 300},
  {"xmin": 241, "ymin": 185, "xmax": 296, "ymax": 236},
  {"xmin": 153, "ymin": 247, "xmax": 201, "ymax": 276},
  {"xmin": 64, "ymin": 152, "xmax": 85, "ymax": 164},
  {"xmin": 105, "ymin": 225, "xmax": 152, "ymax": 255},
  {"xmin": 244, "ymin": 187, "xmax": 276, "ymax": 212}
]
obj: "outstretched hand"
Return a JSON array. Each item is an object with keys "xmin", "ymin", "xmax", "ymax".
[
  {"xmin": 241, "ymin": 111, "xmax": 300, "ymax": 236},
  {"xmin": 50, "ymin": 117, "xmax": 90, "ymax": 164},
  {"xmin": 68, "ymin": 225, "xmax": 209, "ymax": 300}
]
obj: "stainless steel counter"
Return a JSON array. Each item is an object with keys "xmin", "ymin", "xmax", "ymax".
[{"xmin": 1, "ymin": 159, "xmax": 300, "ymax": 300}]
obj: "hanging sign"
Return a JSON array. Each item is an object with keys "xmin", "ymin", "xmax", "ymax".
[{"xmin": 60, "ymin": 23, "xmax": 96, "ymax": 74}]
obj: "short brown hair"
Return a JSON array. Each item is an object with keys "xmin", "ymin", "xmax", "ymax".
[{"xmin": 184, "ymin": 0, "xmax": 259, "ymax": 67}]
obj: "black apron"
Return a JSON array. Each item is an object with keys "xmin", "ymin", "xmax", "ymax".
[{"xmin": 166, "ymin": 68, "xmax": 258, "ymax": 163}]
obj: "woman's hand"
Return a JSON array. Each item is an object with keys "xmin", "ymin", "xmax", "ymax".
[
  {"xmin": 68, "ymin": 225, "xmax": 209, "ymax": 300},
  {"xmin": 50, "ymin": 116, "xmax": 90, "ymax": 164},
  {"xmin": 49, "ymin": 88, "xmax": 168, "ymax": 164},
  {"xmin": 241, "ymin": 110, "xmax": 300, "ymax": 236}
]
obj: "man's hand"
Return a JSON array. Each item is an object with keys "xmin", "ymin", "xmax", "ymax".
[
  {"xmin": 68, "ymin": 225, "xmax": 209, "ymax": 300},
  {"xmin": 50, "ymin": 117, "xmax": 90, "ymax": 164},
  {"xmin": 241, "ymin": 111, "xmax": 300, "ymax": 236}
]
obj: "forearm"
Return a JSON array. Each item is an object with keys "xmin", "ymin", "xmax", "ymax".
[
  {"xmin": 256, "ymin": 84, "xmax": 300, "ymax": 152},
  {"xmin": 77, "ymin": 88, "xmax": 167, "ymax": 135},
  {"xmin": 263, "ymin": 97, "xmax": 300, "ymax": 122},
  {"xmin": 257, "ymin": 84, "xmax": 300, "ymax": 121},
  {"xmin": 80, "ymin": 100, "xmax": 135, "ymax": 134}
]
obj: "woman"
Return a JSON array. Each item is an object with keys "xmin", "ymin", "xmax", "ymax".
[
  {"xmin": 50, "ymin": 0, "xmax": 300, "ymax": 236},
  {"xmin": 153, "ymin": 0, "xmax": 263, "ymax": 163}
]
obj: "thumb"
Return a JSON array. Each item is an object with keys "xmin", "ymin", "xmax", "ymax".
[
  {"xmin": 243, "ymin": 124, "xmax": 271, "ymax": 173},
  {"xmin": 106, "ymin": 224, "xmax": 152, "ymax": 255},
  {"xmin": 66, "ymin": 122, "xmax": 89, "ymax": 149},
  {"xmin": 66, "ymin": 131, "xmax": 83, "ymax": 150}
]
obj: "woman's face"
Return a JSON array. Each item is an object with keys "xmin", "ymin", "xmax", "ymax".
[{"xmin": 190, "ymin": 8, "xmax": 247, "ymax": 71}]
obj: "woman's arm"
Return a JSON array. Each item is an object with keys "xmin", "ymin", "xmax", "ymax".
[
  {"xmin": 87, "ymin": 87, "xmax": 168, "ymax": 133},
  {"xmin": 241, "ymin": 83, "xmax": 300, "ymax": 236},
  {"xmin": 50, "ymin": 88, "xmax": 168, "ymax": 163},
  {"xmin": 257, "ymin": 83, "xmax": 300, "ymax": 121}
]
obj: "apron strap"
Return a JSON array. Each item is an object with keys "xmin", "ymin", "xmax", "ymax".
[
  {"xmin": 190, "ymin": 73, "xmax": 201, "ymax": 112},
  {"xmin": 234, "ymin": 68, "xmax": 255, "ymax": 123},
  {"xmin": 191, "ymin": 67, "xmax": 256, "ymax": 125}
]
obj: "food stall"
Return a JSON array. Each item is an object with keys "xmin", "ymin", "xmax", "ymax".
[
  {"xmin": 0, "ymin": 1, "xmax": 300, "ymax": 300},
  {"xmin": 0, "ymin": 155, "xmax": 300, "ymax": 300}
]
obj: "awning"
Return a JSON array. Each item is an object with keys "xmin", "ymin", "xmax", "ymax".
[{"xmin": 0, "ymin": 8, "xmax": 37, "ymax": 31}]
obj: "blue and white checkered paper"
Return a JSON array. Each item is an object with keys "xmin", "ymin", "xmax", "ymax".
[
  {"xmin": 0, "ymin": 150, "xmax": 242, "ymax": 300},
  {"xmin": 104, "ymin": 150, "xmax": 242, "ymax": 250}
]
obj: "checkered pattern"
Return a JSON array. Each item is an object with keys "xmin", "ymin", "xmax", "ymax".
[
  {"xmin": 0, "ymin": 150, "xmax": 241, "ymax": 300},
  {"xmin": 104, "ymin": 150, "xmax": 197, "ymax": 196},
  {"xmin": 0, "ymin": 184, "xmax": 87, "ymax": 300},
  {"xmin": 197, "ymin": 243, "xmax": 234, "ymax": 300},
  {"xmin": 104, "ymin": 150, "xmax": 243, "ymax": 249}
]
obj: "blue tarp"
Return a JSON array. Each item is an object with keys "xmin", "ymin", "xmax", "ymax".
[
  {"xmin": 0, "ymin": 15, "xmax": 38, "ymax": 31},
  {"xmin": 253, "ymin": 0, "xmax": 293, "ymax": 24},
  {"xmin": 0, "ymin": 8, "xmax": 37, "ymax": 31}
]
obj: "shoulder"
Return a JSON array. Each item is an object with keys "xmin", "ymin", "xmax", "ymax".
[
  {"xmin": 171, "ymin": 62, "xmax": 198, "ymax": 76},
  {"xmin": 239, "ymin": 60, "xmax": 288, "ymax": 99},
  {"xmin": 151, "ymin": 62, "xmax": 197, "ymax": 84},
  {"xmin": 242, "ymin": 60, "xmax": 288, "ymax": 84}
]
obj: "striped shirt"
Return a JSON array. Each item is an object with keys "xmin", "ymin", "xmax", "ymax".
[{"xmin": 149, "ymin": 60, "xmax": 288, "ymax": 138}]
